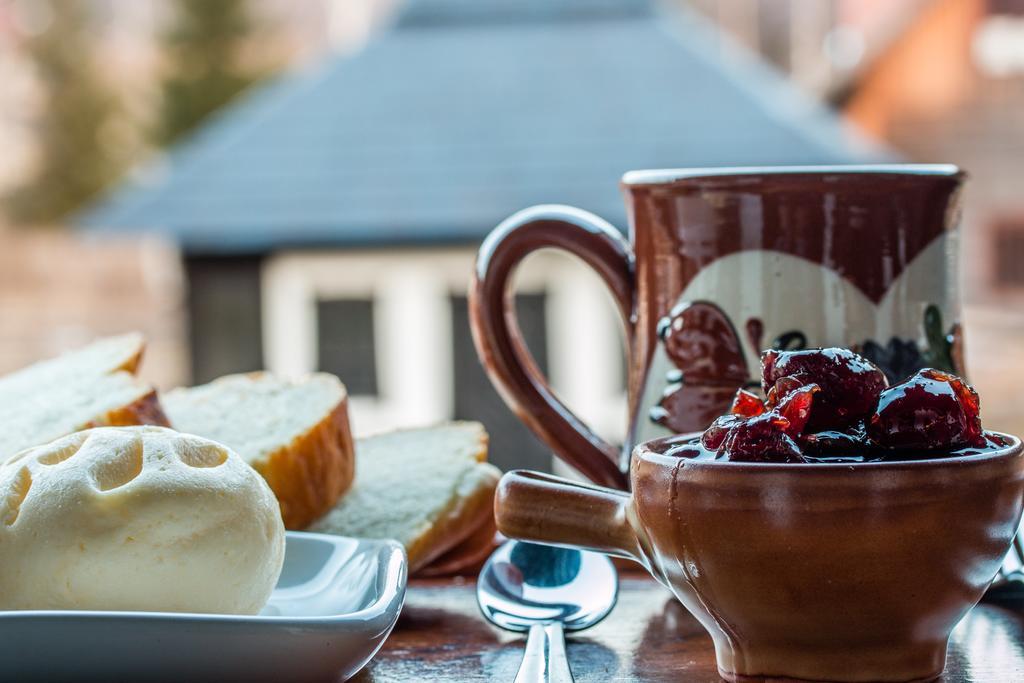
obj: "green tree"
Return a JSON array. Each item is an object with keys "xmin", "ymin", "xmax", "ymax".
[
  {"xmin": 6, "ymin": 0, "xmax": 126, "ymax": 225},
  {"xmin": 155, "ymin": 0, "xmax": 265, "ymax": 146}
]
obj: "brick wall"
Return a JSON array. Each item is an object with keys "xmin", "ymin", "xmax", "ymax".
[{"xmin": 0, "ymin": 228, "xmax": 189, "ymax": 389}]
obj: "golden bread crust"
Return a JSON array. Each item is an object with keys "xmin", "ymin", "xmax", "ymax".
[
  {"xmin": 405, "ymin": 459, "xmax": 500, "ymax": 572},
  {"xmin": 252, "ymin": 394, "xmax": 355, "ymax": 530},
  {"xmin": 416, "ymin": 505, "xmax": 499, "ymax": 578},
  {"xmin": 85, "ymin": 334, "xmax": 159, "ymax": 426},
  {"xmin": 92, "ymin": 388, "xmax": 172, "ymax": 428},
  {"xmin": 112, "ymin": 345, "xmax": 145, "ymax": 375}
]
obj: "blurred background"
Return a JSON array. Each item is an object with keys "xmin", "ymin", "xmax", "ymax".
[{"xmin": 1, "ymin": 0, "xmax": 1022, "ymax": 473}]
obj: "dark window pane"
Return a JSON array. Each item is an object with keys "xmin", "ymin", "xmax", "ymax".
[
  {"xmin": 186, "ymin": 256, "xmax": 263, "ymax": 384},
  {"xmin": 995, "ymin": 225, "xmax": 1024, "ymax": 287},
  {"xmin": 988, "ymin": 0, "xmax": 1024, "ymax": 16},
  {"xmin": 451, "ymin": 294, "xmax": 552, "ymax": 473},
  {"xmin": 317, "ymin": 299, "xmax": 378, "ymax": 395}
]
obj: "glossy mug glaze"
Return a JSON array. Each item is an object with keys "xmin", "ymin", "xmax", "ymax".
[
  {"xmin": 470, "ymin": 165, "xmax": 964, "ymax": 489},
  {"xmin": 495, "ymin": 434, "xmax": 1024, "ymax": 683}
]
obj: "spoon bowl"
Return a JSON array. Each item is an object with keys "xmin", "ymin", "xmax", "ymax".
[{"xmin": 477, "ymin": 541, "xmax": 619, "ymax": 681}]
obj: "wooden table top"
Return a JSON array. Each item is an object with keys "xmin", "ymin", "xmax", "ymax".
[{"xmin": 354, "ymin": 577, "xmax": 1024, "ymax": 682}]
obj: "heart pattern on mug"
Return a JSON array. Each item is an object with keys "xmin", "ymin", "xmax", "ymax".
[{"xmin": 638, "ymin": 239, "xmax": 959, "ymax": 441}]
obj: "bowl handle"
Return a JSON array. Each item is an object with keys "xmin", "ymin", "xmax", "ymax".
[{"xmin": 494, "ymin": 470, "xmax": 645, "ymax": 564}]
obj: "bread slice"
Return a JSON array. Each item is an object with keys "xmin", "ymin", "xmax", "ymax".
[
  {"xmin": 162, "ymin": 372, "xmax": 355, "ymax": 530},
  {"xmin": 309, "ymin": 422, "xmax": 501, "ymax": 573},
  {"xmin": 417, "ymin": 508, "xmax": 498, "ymax": 578},
  {"xmin": 0, "ymin": 333, "xmax": 169, "ymax": 461}
]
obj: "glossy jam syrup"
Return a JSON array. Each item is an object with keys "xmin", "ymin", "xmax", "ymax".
[
  {"xmin": 701, "ymin": 348, "xmax": 990, "ymax": 463},
  {"xmin": 664, "ymin": 432, "xmax": 1012, "ymax": 464},
  {"xmin": 867, "ymin": 368, "xmax": 984, "ymax": 450},
  {"xmin": 762, "ymin": 348, "xmax": 888, "ymax": 431}
]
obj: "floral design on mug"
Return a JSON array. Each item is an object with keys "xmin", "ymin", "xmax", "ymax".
[
  {"xmin": 650, "ymin": 300, "xmax": 753, "ymax": 433},
  {"xmin": 856, "ymin": 338, "xmax": 921, "ymax": 384},
  {"xmin": 856, "ymin": 305, "xmax": 960, "ymax": 383},
  {"xmin": 773, "ymin": 331, "xmax": 807, "ymax": 351},
  {"xmin": 744, "ymin": 318, "xmax": 764, "ymax": 356},
  {"xmin": 651, "ymin": 301, "xmax": 963, "ymax": 433}
]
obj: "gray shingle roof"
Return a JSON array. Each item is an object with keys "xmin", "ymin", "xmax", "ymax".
[
  {"xmin": 77, "ymin": 0, "xmax": 887, "ymax": 253},
  {"xmin": 396, "ymin": 0, "xmax": 654, "ymax": 26}
]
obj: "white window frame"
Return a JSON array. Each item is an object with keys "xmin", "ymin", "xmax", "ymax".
[{"xmin": 260, "ymin": 247, "xmax": 627, "ymax": 445}]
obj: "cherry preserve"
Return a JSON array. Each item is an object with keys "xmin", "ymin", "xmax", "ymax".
[{"xmin": 667, "ymin": 347, "xmax": 1009, "ymax": 464}]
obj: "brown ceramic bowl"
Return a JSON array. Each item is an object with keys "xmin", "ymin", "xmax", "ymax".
[{"xmin": 495, "ymin": 433, "xmax": 1024, "ymax": 683}]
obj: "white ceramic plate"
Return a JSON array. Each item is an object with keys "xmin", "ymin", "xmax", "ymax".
[{"xmin": 0, "ymin": 531, "xmax": 407, "ymax": 682}]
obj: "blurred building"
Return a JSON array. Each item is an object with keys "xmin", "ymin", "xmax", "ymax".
[
  {"xmin": 77, "ymin": 0, "xmax": 878, "ymax": 473},
  {"xmin": 694, "ymin": 0, "xmax": 1024, "ymax": 306},
  {"xmin": 838, "ymin": 0, "xmax": 1024, "ymax": 437},
  {"xmin": 688, "ymin": 0, "xmax": 1024, "ymax": 437},
  {"xmin": 838, "ymin": 0, "xmax": 1024, "ymax": 306},
  {"xmin": 0, "ymin": 0, "xmax": 394, "ymax": 216},
  {"xmin": 686, "ymin": 0, "xmax": 932, "ymax": 100},
  {"xmin": 0, "ymin": 229, "xmax": 188, "ymax": 388}
]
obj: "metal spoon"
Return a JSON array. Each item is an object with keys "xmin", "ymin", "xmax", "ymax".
[{"xmin": 477, "ymin": 541, "xmax": 619, "ymax": 682}]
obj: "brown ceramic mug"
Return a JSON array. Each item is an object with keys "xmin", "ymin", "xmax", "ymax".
[
  {"xmin": 470, "ymin": 165, "xmax": 964, "ymax": 488},
  {"xmin": 495, "ymin": 433, "xmax": 1024, "ymax": 683}
]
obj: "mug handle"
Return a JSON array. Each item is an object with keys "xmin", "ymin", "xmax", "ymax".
[
  {"xmin": 469, "ymin": 205, "xmax": 634, "ymax": 490},
  {"xmin": 494, "ymin": 470, "xmax": 644, "ymax": 564}
]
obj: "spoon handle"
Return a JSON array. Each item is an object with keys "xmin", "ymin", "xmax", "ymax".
[{"xmin": 514, "ymin": 622, "xmax": 574, "ymax": 683}]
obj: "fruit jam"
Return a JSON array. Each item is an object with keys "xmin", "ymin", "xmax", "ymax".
[
  {"xmin": 664, "ymin": 432, "xmax": 1012, "ymax": 464},
  {"xmin": 673, "ymin": 347, "xmax": 1009, "ymax": 464}
]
